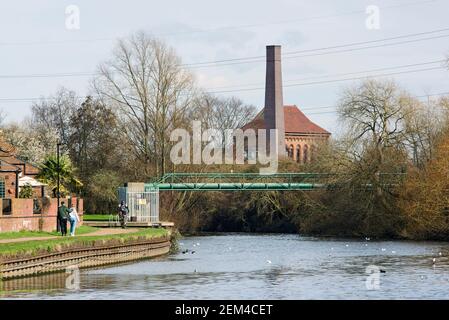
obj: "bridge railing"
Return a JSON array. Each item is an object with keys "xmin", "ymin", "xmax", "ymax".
[
  {"xmin": 152, "ymin": 172, "xmax": 337, "ymax": 183},
  {"xmin": 145, "ymin": 172, "xmax": 406, "ymax": 191}
]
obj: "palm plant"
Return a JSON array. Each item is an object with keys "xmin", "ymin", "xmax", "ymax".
[{"xmin": 36, "ymin": 155, "xmax": 83, "ymax": 197}]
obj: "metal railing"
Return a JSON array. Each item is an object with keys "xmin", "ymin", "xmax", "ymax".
[
  {"xmin": 145, "ymin": 172, "xmax": 406, "ymax": 191},
  {"xmin": 118, "ymin": 187, "xmax": 159, "ymax": 223},
  {"xmin": 108, "ymin": 214, "xmax": 119, "ymax": 226}
]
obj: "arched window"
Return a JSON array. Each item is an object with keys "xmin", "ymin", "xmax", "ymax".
[
  {"xmin": 242, "ymin": 136, "xmax": 248, "ymax": 161},
  {"xmin": 303, "ymin": 144, "xmax": 309, "ymax": 164},
  {"xmin": 296, "ymin": 145, "xmax": 301, "ymax": 163},
  {"xmin": 288, "ymin": 144, "xmax": 294, "ymax": 159},
  {"xmin": 311, "ymin": 145, "xmax": 317, "ymax": 162}
]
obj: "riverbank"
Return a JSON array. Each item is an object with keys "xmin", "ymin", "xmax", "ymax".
[
  {"xmin": 0, "ymin": 228, "xmax": 171, "ymax": 279},
  {"xmin": 178, "ymin": 230, "xmax": 411, "ymax": 242}
]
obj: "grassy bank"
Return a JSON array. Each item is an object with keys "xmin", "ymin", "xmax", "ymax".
[
  {"xmin": 83, "ymin": 214, "xmax": 114, "ymax": 221},
  {"xmin": 0, "ymin": 226, "xmax": 98, "ymax": 240},
  {"xmin": 0, "ymin": 228, "xmax": 168, "ymax": 258}
]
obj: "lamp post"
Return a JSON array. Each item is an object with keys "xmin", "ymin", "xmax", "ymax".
[{"xmin": 56, "ymin": 141, "xmax": 62, "ymax": 231}]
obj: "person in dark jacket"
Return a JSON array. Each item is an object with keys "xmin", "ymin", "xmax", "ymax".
[
  {"xmin": 118, "ymin": 200, "xmax": 129, "ymax": 229},
  {"xmin": 58, "ymin": 201, "xmax": 70, "ymax": 236}
]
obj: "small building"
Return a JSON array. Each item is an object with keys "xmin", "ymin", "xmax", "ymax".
[
  {"xmin": 0, "ymin": 138, "xmax": 84, "ymax": 233},
  {"xmin": 0, "ymin": 139, "xmax": 43, "ymax": 198}
]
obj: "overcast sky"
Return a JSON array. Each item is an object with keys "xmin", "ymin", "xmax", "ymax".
[{"xmin": 1, "ymin": 0, "xmax": 448, "ymax": 135}]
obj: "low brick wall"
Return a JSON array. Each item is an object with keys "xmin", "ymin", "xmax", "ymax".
[{"xmin": 0, "ymin": 197, "xmax": 84, "ymax": 233}]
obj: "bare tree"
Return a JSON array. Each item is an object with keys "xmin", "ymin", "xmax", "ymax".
[
  {"xmin": 93, "ymin": 31, "xmax": 195, "ymax": 177},
  {"xmin": 401, "ymin": 95, "xmax": 449, "ymax": 168},
  {"xmin": 399, "ymin": 125, "xmax": 449, "ymax": 238},
  {"xmin": 31, "ymin": 87, "xmax": 79, "ymax": 147},
  {"xmin": 0, "ymin": 109, "xmax": 6, "ymax": 126},
  {"xmin": 338, "ymin": 79, "xmax": 405, "ymax": 160},
  {"xmin": 191, "ymin": 94, "xmax": 257, "ymax": 147},
  {"xmin": 337, "ymin": 79, "xmax": 407, "ymax": 207}
]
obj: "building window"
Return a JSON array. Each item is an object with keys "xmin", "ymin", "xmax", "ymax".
[
  {"xmin": 296, "ymin": 145, "xmax": 301, "ymax": 163},
  {"xmin": 303, "ymin": 145, "xmax": 309, "ymax": 164},
  {"xmin": 2, "ymin": 198, "xmax": 12, "ymax": 215},
  {"xmin": 311, "ymin": 145, "xmax": 317, "ymax": 162},
  {"xmin": 288, "ymin": 144, "xmax": 293, "ymax": 159},
  {"xmin": 0, "ymin": 177, "xmax": 5, "ymax": 198}
]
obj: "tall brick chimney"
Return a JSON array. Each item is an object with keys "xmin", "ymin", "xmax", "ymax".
[{"xmin": 264, "ymin": 45, "xmax": 285, "ymax": 156}]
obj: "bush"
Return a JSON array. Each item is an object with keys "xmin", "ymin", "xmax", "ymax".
[{"xmin": 19, "ymin": 184, "xmax": 33, "ymax": 198}]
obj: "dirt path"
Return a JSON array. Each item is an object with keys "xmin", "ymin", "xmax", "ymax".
[{"xmin": 0, "ymin": 228, "xmax": 138, "ymax": 244}]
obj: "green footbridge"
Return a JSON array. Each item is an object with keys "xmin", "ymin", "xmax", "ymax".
[
  {"xmin": 144, "ymin": 172, "xmax": 404, "ymax": 191},
  {"xmin": 119, "ymin": 172, "xmax": 404, "ymax": 222}
]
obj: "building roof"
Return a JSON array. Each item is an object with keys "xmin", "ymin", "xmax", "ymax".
[
  {"xmin": 0, "ymin": 136, "xmax": 40, "ymax": 175},
  {"xmin": 242, "ymin": 105, "xmax": 331, "ymax": 135},
  {"xmin": 0, "ymin": 138, "xmax": 16, "ymax": 157},
  {"xmin": 19, "ymin": 176, "xmax": 46, "ymax": 187},
  {"xmin": 0, "ymin": 156, "xmax": 40, "ymax": 174}
]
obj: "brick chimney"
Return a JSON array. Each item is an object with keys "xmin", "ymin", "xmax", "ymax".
[{"xmin": 264, "ymin": 45, "xmax": 285, "ymax": 156}]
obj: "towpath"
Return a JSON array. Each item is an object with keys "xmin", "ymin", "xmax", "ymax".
[{"xmin": 0, "ymin": 228, "xmax": 137, "ymax": 244}]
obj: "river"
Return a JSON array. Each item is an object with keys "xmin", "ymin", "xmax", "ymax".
[{"xmin": 2, "ymin": 233, "xmax": 449, "ymax": 299}]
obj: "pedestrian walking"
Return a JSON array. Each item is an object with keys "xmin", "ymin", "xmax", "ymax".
[
  {"xmin": 58, "ymin": 201, "xmax": 70, "ymax": 236},
  {"xmin": 118, "ymin": 200, "xmax": 129, "ymax": 229},
  {"xmin": 68, "ymin": 204, "xmax": 81, "ymax": 236}
]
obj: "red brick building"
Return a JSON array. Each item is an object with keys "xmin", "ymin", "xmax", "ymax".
[
  {"xmin": 0, "ymin": 138, "xmax": 84, "ymax": 232},
  {"xmin": 241, "ymin": 45, "xmax": 331, "ymax": 162},
  {"xmin": 0, "ymin": 139, "xmax": 42, "ymax": 198},
  {"xmin": 0, "ymin": 196, "xmax": 83, "ymax": 233},
  {"xmin": 242, "ymin": 105, "xmax": 330, "ymax": 163}
]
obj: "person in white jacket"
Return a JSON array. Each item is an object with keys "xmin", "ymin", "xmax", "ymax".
[{"xmin": 68, "ymin": 204, "xmax": 81, "ymax": 236}]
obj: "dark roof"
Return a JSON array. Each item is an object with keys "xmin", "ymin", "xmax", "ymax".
[
  {"xmin": 0, "ymin": 137, "xmax": 39, "ymax": 175},
  {"xmin": 0, "ymin": 156, "xmax": 40, "ymax": 174},
  {"xmin": 241, "ymin": 110, "xmax": 265, "ymax": 131},
  {"xmin": 242, "ymin": 105, "xmax": 331, "ymax": 135}
]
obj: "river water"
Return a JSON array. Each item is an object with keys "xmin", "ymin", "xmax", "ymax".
[{"xmin": 2, "ymin": 233, "xmax": 449, "ymax": 299}]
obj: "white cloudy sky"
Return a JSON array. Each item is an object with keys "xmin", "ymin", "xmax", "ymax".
[{"xmin": 1, "ymin": 0, "xmax": 448, "ymax": 135}]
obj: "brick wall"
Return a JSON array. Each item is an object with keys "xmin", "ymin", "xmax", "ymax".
[
  {"xmin": 0, "ymin": 172, "xmax": 18, "ymax": 198},
  {"xmin": 0, "ymin": 197, "xmax": 84, "ymax": 233}
]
